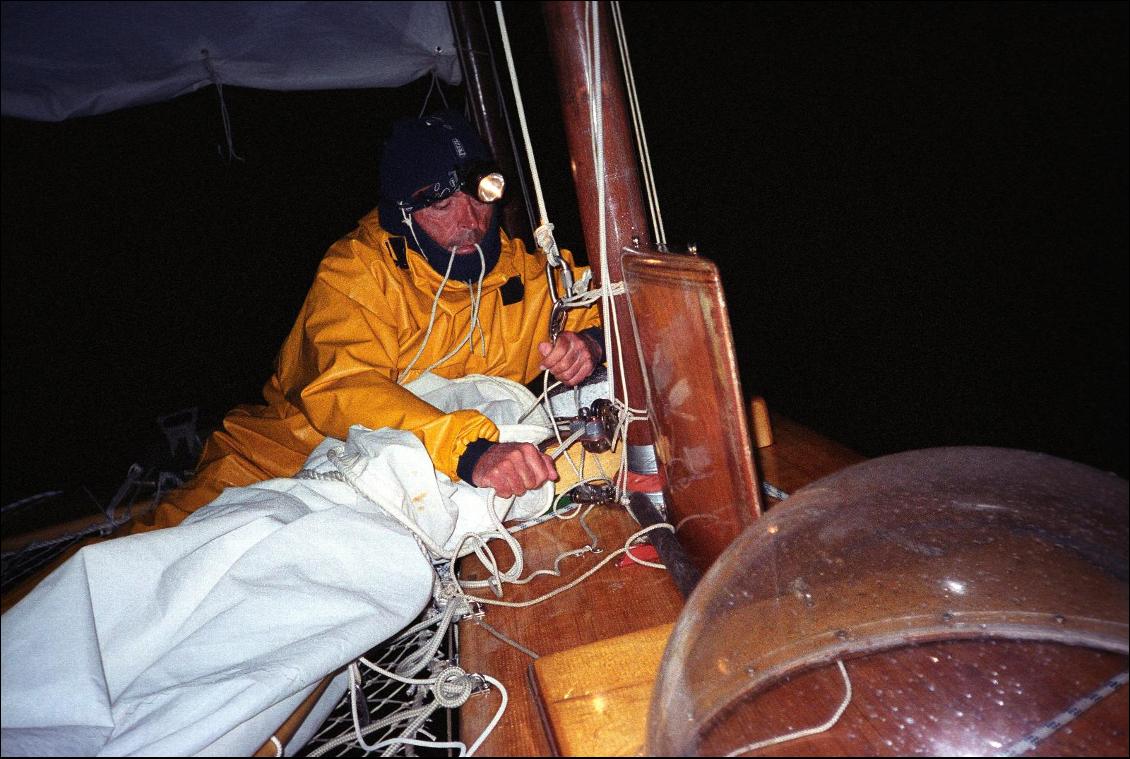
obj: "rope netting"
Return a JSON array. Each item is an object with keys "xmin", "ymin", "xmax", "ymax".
[{"xmin": 299, "ymin": 591, "xmax": 475, "ymax": 757}]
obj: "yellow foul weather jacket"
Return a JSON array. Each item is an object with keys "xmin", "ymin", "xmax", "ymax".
[{"xmin": 137, "ymin": 208, "xmax": 600, "ymax": 530}]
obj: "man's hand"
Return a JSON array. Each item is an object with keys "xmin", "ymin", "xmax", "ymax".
[
  {"xmin": 538, "ymin": 331, "xmax": 601, "ymax": 387},
  {"xmin": 471, "ymin": 442, "xmax": 558, "ymax": 498}
]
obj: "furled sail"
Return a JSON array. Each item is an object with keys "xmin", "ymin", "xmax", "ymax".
[{"xmin": 1, "ymin": 1, "xmax": 460, "ymax": 121}]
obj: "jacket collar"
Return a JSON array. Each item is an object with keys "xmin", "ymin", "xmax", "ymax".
[{"xmin": 357, "ymin": 207, "xmax": 519, "ymax": 296}]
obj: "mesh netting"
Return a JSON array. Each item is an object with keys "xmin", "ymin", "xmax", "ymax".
[{"xmin": 299, "ymin": 601, "xmax": 466, "ymax": 758}]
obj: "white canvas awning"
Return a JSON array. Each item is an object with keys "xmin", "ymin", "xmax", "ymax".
[{"xmin": 1, "ymin": 1, "xmax": 460, "ymax": 121}]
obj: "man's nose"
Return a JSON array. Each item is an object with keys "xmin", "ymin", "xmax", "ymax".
[{"xmin": 453, "ymin": 193, "xmax": 482, "ymax": 226}]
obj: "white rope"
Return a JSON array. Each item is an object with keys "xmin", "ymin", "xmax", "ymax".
[
  {"xmin": 516, "ymin": 375, "xmax": 563, "ymax": 424},
  {"xmin": 610, "ymin": 1, "xmax": 666, "ymax": 245},
  {"xmin": 459, "ymin": 521, "xmax": 674, "ymax": 609},
  {"xmin": 546, "ymin": 426, "xmax": 587, "ymax": 459},
  {"xmin": 452, "ymin": 521, "xmax": 525, "ymax": 593},
  {"xmin": 497, "ymin": 541, "xmax": 593, "ymax": 586},
  {"xmin": 493, "ymin": 2, "xmax": 552, "ymax": 243},
  {"xmin": 506, "ymin": 500, "xmax": 580, "ymax": 533},
  {"xmin": 543, "ymin": 370, "xmax": 586, "ymax": 480},
  {"xmin": 417, "ymin": 70, "xmax": 450, "ymax": 118},
  {"xmin": 326, "ymin": 661, "xmax": 455, "ymax": 755},
  {"xmin": 497, "ymin": 0, "xmax": 628, "ymax": 439},
  {"xmin": 348, "ymin": 648, "xmax": 509, "ymax": 757},
  {"xmin": 580, "ymin": 3, "xmax": 650, "ymax": 477},
  {"xmin": 325, "ymin": 410, "xmax": 611, "ymax": 597},
  {"xmin": 305, "ymin": 598, "xmax": 479, "ymax": 756},
  {"xmin": 303, "ymin": 584, "xmax": 498, "ymax": 757},
  {"xmin": 468, "ymin": 674, "xmax": 508, "ymax": 756},
  {"xmin": 581, "ymin": 3, "xmax": 616, "ymax": 411},
  {"xmin": 398, "ymin": 239, "xmax": 456, "ymax": 384},
  {"xmin": 398, "ymin": 243, "xmax": 489, "ymax": 384},
  {"xmin": 365, "ymin": 736, "xmax": 469, "ymax": 755},
  {"xmin": 724, "ymin": 660, "xmax": 853, "ymax": 756},
  {"xmin": 494, "ymin": 2, "xmax": 647, "ymax": 509},
  {"xmin": 200, "ymin": 49, "xmax": 244, "ymax": 162},
  {"xmin": 322, "ymin": 427, "xmax": 675, "ymax": 753},
  {"xmin": 419, "ymin": 245, "xmax": 489, "ymax": 374}
]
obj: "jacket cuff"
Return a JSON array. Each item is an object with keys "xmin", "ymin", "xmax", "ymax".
[
  {"xmin": 457, "ymin": 438, "xmax": 495, "ymax": 484},
  {"xmin": 578, "ymin": 326, "xmax": 605, "ymax": 364}
]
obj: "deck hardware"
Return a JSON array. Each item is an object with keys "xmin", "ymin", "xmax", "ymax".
[
  {"xmin": 467, "ymin": 673, "xmax": 493, "ymax": 695},
  {"xmin": 568, "ymin": 480, "xmax": 617, "ymax": 506},
  {"xmin": 554, "ymin": 398, "xmax": 620, "ymax": 453}
]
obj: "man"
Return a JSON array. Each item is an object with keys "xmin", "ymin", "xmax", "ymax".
[
  {"xmin": 132, "ymin": 111, "xmax": 602, "ymax": 531},
  {"xmin": 0, "ymin": 113, "xmax": 606, "ymax": 752}
]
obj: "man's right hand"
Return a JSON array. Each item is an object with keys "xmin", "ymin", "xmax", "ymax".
[{"xmin": 471, "ymin": 442, "xmax": 558, "ymax": 498}]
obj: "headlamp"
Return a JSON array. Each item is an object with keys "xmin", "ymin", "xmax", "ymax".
[{"xmin": 402, "ymin": 161, "xmax": 506, "ymax": 213}]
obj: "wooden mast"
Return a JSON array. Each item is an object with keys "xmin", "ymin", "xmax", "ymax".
[
  {"xmin": 541, "ymin": 2, "xmax": 763, "ymax": 576},
  {"xmin": 542, "ymin": 1, "xmax": 656, "ymax": 456}
]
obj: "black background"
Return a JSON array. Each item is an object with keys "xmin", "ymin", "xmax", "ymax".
[{"xmin": 3, "ymin": 2, "xmax": 1127, "ymax": 515}]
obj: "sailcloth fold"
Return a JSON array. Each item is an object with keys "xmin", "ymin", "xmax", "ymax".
[{"xmin": 1, "ymin": 374, "xmax": 552, "ymax": 756}]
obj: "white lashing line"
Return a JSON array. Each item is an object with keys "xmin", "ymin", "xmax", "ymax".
[
  {"xmin": 493, "ymin": 2, "xmax": 552, "ymax": 257},
  {"xmin": 495, "ymin": 0, "xmax": 647, "ymax": 433},
  {"xmin": 610, "ymin": 0, "xmax": 666, "ymax": 247}
]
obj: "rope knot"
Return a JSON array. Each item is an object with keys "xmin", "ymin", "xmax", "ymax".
[
  {"xmin": 431, "ymin": 665, "xmax": 474, "ymax": 708},
  {"xmin": 435, "ymin": 575, "xmax": 460, "ymax": 598},
  {"xmin": 534, "ymin": 222, "xmax": 555, "ymax": 249},
  {"xmin": 535, "ymin": 223, "xmax": 564, "ymax": 267}
]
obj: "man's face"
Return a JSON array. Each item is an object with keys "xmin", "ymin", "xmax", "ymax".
[{"xmin": 412, "ymin": 191, "xmax": 494, "ymax": 254}]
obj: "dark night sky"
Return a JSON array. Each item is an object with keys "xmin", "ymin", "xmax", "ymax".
[{"xmin": 2, "ymin": 2, "xmax": 1127, "ymax": 513}]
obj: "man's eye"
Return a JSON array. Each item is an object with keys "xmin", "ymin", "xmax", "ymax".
[{"xmin": 432, "ymin": 200, "xmax": 452, "ymax": 210}]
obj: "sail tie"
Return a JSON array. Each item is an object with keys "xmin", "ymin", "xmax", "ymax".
[
  {"xmin": 200, "ymin": 49, "xmax": 244, "ymax": 163},
  {"xmin": 610, "ymin": 2, "xmax": 667, "ymax": 247}
]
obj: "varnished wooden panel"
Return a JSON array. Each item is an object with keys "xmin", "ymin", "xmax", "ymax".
[{"xmin": 622, "ymin": 250, "xmax": 764, "ymax": 572}]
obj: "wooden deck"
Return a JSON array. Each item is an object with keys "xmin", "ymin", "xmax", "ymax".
[
  {"xmin": 457, "ymin": 412, "xmax": 866, "ymax": 755},
  {"xmin": 456, "ymin": 415, "xmax": 1129, "ymax": 756},
  {"xmin": 6, "ymin": 410, "xmax": 1123, "ymax": 756}
]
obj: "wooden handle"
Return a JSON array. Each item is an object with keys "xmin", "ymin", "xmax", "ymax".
[{"xmin": 750, "ymin": 396, "xmax": 774, "ymax": 448}]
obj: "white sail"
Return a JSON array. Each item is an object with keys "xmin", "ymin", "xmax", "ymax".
[{"xmin": 1, "ymin": 1, "xmax": 460, "ymax": 121}]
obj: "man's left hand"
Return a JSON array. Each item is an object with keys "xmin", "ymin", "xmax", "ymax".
[{"xmin": 538, "ymin": 331, "xmax": 601, "ymax": 387}]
